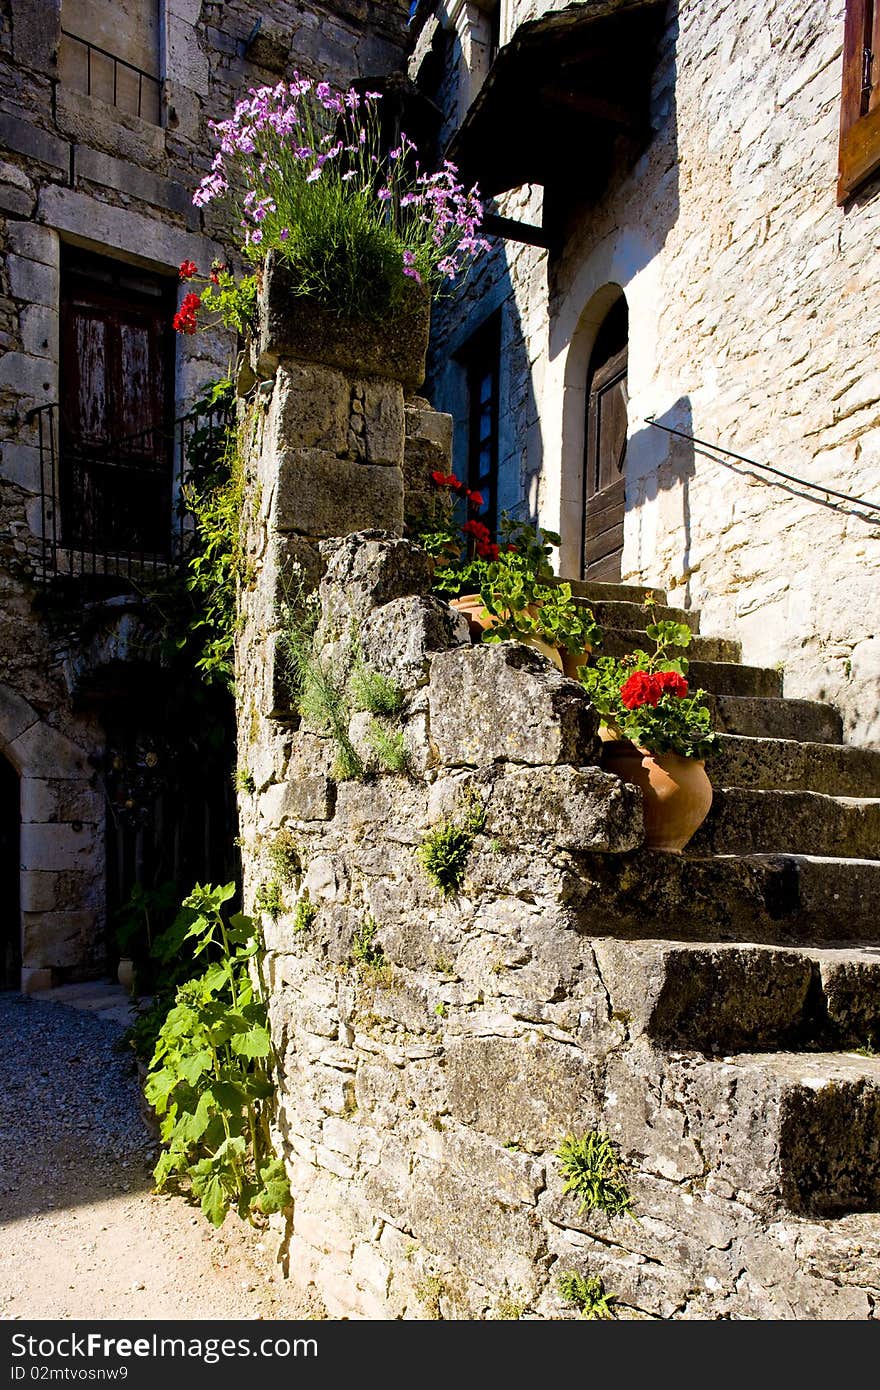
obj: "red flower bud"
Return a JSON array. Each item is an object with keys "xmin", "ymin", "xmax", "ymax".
[{"xmin": 178, "ymin": 259, "xmax": 198, "ymax": 281}]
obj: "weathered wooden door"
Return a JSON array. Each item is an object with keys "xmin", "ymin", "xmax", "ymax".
[
  {"xmin": 59, "ymin": 249, "xmax": 175, "ymax": 555},
  {"xmin": 581, "ymin": 301, "xmax": 629, "ymax": 581},
  {"xmin": 0, "ymin": 756, "xmax": 20, "ymax": 991}
]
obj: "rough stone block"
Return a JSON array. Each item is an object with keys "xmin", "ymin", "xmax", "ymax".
[
  {"xmin": 358, "ymin": 379, "xmax": 405, "ymax": 466},
  {"xmin": 7, "ymin": 254, "xmax": 57, "ymax": 306},
  {"xmin": 359, "ymin": 595, "xmax": 471, "ymax": 691},
  {"xmin": 0, "ymin": 113, "xmax": 68, "ymax": 172},
  {"xmin": 274, "ymin": 360, "xmax": 350, "ymax": 453},
  {"xmin": 273, "ymin": 451, "xmax": 403, "ymax": 538},
  {"xmin": 318, "ymin": 532, "xmax": 433, "ymax": 623},
  {"xmin": 263, "ymin": 774, "xmax": 336, "ymax": 823},
  {"xmin": 6, "ymin": 221, "xmax": 59, "ymax": 266},
  {"xmin": 816, "ymin": 951, "xmax": 880, "ymax": 1049},
  {"xmin": 444, "ymin": 1034, "xmax": 601, "ymax": 1151},
  {"xmin": 22, "ymin": 910, "xmax": 97, "ymax": 969},
  {"xmin": 0, "ymin": 684, "xmax": 38, "ymax": 746},
  {"xmin": 593, "ymin": 940, "xmax": 817, "ymax": 1049},
  {"xmin": 486, "ymin": 764, "xmax": 642, "ymax": 853},
  {"xmin": 19, "ymin": 822, "xmax": 96, "ymax": 872},
  {"xmin": 74, "ymin": 147, "xmax": 191, "ymax": 214},
  {"xmin": 429, "ymin": 643, "xmax": 599, "ymax": 767},
  {"xmin": 7, "ymin": 723, "xmax": 90, "ymax": 780},
  {"xmin": 1, "ymin": 443, "xmax": 42, "ymax": 493},
  {"xmin": 20, "ymin": 968, "xmax": 52, "ymax": 993},
  {"xmin": 259, "ymin": 253, "xmax": 430, "ymax": 390}
]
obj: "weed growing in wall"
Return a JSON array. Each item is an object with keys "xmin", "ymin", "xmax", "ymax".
[
  {"xmin": 349, "ymin": 663, "xmax": 403, "ymax": 718},
  {"xmin": 417, "ymin": 793, "xmax": 486, "ymax": 897},
  {"xmin": 557, "ymin": 1271, "xmax": 616, "ymax": 1320},
  {"xmin": 556, "ymin": 1131, "xmax": 633, "ymax": 1218},
  {"xmin": 145, "ymin": 882, "xmax": 290, "ymax": 1227},
  {"xmin": 267, "ymin": 829, "xmax": 301, "ymax": 885},
  {"xmin": 366, "ymin": 720, "xmax": 409, "ymax": 773},
  {"xmin": 254, "ymin": 880, "xmax": 284, "ymax": 921},
  {"xmin": 292, "ymin": 891, "xmax": 317, "ymax": 934},
  {"xmin": 351, "ymin": 914, "xmax": 385, "ymax": 970}
]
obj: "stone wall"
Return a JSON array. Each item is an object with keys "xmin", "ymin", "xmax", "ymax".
[
  {"xmin": 236, "ymin": 295, "xmax": 880, "ymax": 1318},
  {"xmin": 415, "ymin": 0, "xmax": 880, "ymax": 747},
  {"xmin": 0, "ymin": 1, "xmax": 410, "ymax": 984}
]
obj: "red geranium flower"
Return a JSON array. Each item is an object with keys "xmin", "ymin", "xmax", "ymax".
[
  {"xmin": 620, "ymin": 670, "xmax": 661, "ymax": 709},
  {"xmin": 178, "ymin": 259, "xmax": 198, "ymax": 281},
  {"xmin": 462, "ymin": 519, "xmax": 491, "ymax": 541},
  {"xmin": 654, "ymin": 670, "xmax": 688, "ymax": 699},
  {"xmin": 172, "ymin": 291, "xmax": 201, "ymax": 334},
  {"xmin": 476, "ymin": 541, "xmax": 499, "ymax": 560},
  {"xmin": 466, "ymin": 490, "xmax": 484, "ymax": 507}
]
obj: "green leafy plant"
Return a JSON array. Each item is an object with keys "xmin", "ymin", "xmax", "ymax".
[
  {"xmin": 254, "ymin": 880, "xmax": 284, "ymax": 921},
  {"xmin": 351, "ymin": 914, "xmax": 385, "ymax": 970},
  {"xmin": 267, "ymin": 829, "xmax": 301, "ymax": 885},
  {"xmin": 292, "ymin": 891, "xmax": 317, "ymax": 934},
  {"xmin": 278, "ymin": 592, "xmax": 365, "ymax": 781},
  {"xmin": 349, "ymin": 664, "xmax": 403, "ymax": 718},
  {"xmin": 417, "ymin": 795, "xmax": 486, "ymax": 897},
  {"xmin": 556, "ymin": 1131, "xmax": 633, "ymax": 1218},
  {"xmin": 366, "ymin": 719, "xmax": 409, "ymax": 773},
  {"xmin": 145, "ymin": 883, "xmax": 290, "ymax": 1227},
  {"xmin": 235, "ymin": 768, "xmax": 256, "ymax": 795},
  {"xmin": 557, "ymin": 1271, "xmax": 616, "ymax": 1320},
  {"xmin": 579, "ymin": 595, "xmax": 715, "ymax": 760}
]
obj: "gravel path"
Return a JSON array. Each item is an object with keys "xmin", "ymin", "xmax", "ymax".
[{"xmin": 0, "ymin": 991, "xmax": 318, "ymax": 1320}]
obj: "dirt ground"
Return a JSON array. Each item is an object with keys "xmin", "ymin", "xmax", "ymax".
[{"xmin": 0, "ymin": 988, "xmax": 320, "ymax": 1321}]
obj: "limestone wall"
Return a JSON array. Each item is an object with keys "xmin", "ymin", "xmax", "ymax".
[
  {"xmin": 0, "ymin": 1, "xmax": 410, "ymax": 983},
  {"xmin": 417, "ymin": 0, "xmax": 880, "ymax": 746},
  {"xmin": 236, "ymin": 302, "xmax": 879, "ymax": 1319}
]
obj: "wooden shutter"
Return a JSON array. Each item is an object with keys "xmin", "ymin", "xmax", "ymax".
[{"xmin": 838, "ymin": 0, "xmax": 880, "ymax": 202}]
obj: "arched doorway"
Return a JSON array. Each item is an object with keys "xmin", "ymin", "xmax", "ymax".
[
  {"xmin": 0, "ymin": 755, "xmax": 20, "ymax": 990},
  {"xmin": 581, "ymin": 296, "xmax": 629, "ymax": 581}
]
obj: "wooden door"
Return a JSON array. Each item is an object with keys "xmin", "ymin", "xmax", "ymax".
[
  {"xmin": 59, "ymin": 249, "xmax": 175, "ymax": 555},
  {"xmin": 582, "ymin": 340, "xmax": 628, "ymax": 581}
]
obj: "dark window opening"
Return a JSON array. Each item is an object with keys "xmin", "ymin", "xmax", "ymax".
[
  {"xmin": 59, "ymin": 246, "xmax": 176, "ymax": 558},
  {"xmin": 0, "ymin": 756, "xmax": 20, "ymax": 991},
  {"xmin": 581, "ymin": 296, "xmax": 628, "ymax": 582},
  {"xmin": 461, "ymin": 314, "xmax": 502, "ymax": 535}
]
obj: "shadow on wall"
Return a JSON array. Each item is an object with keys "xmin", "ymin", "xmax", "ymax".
[
  {"xmin": 550, "ymin": 0, "xmax": 683, "ymax": 577},
  {"xmin": 625, "ymin": 396, "xmax": 695, "ymax": 607}
]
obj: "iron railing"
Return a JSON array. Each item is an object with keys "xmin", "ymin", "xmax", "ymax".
[
  {"xmin": 61, "ymin": 29, "xmax": 161, "ymax": 124},
  {"xmin": 28, "ymin": 402, "xmax": 231, "ymax": 583}
]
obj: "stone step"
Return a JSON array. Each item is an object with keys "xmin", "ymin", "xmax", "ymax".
[
  {"xmin": 575, "ymin": 597, "xmax": 700, "ymax": 634},
  {"xmin": 556, "ymin": 577, "xmax": 667, "ymax": 605},
  {"xmin": 679, "ymin": 1051, "xmax": 880, "ymax": 1216},
  {"xmin": 710, "ymin": 733, "xmax": 880, "ymax": 797},
  {"xmin": 687, "ymin": 787, "xmax": 880, "ymax": 859},
  {"xmin": 688, "ymin": 659, "xmax": 783, "ymax": 698},
  {"xmin": 707, "ymin": 694, "xmax": 843, "ymax": 744},
  {"xmin": 574, "ymin": 850, "xmax": 880, "ymax": 944},
  {"xmin": 599, "ymin": 627, "xmax": 741, "ymax": 664},
  {"xmin": 594, "ymin": 939, "xmax": 880, "ymax": 1052}
]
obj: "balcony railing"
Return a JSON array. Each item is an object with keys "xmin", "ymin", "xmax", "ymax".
[
  {"xmin": 28, "ymin": 402, "xmax": 232, "ymax": 584},
  {"xmin": 60, "ymin": 29, "xmax": 162, "ymax": 125}
]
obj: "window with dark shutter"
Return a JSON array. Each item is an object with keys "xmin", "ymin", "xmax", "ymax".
[
  {"xmin": 838, "ymin": 0, "xmax": 880, "ymax": 202},
  {"xmin": 462, "ymin": 314, "xmax": 502, "ymax": 534}
]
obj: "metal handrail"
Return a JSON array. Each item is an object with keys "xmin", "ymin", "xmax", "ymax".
[
  {"xmin": 645, "ymin": 417, "xmax": 880, "ymax": 518},
  {"xmin": 60, "ymin": 28, "xmax": 161, "ymax": 123}
]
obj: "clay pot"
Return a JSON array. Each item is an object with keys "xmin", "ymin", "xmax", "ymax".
[
  {"xmin": 117, "ymin": 956, "xmax": 136, "ymax": 992},
  {"xmin": 561, "ymin": 645, "xmax": 592, "ymax": 682},
  {"xmin": 449, "ymin": 595, "xmax": 564, "ymax": 671},
  {"xmin": 450, "ymin": 593, "xmax": 493, "ymax": 639},
  {"xmin": 601, "ymin": 741, "xmax": 713, "ymax": 852}
]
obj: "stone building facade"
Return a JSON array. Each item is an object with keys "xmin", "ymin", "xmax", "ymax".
[
  {"xmin": 0, "ymin": 1, "xmax": 409, "ymax": 989},
  {"xmin": 412, "ymin": 0, "xmax": 880, "ymax": 747}
]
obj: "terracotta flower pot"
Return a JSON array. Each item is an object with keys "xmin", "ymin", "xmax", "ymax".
[
  {"xmin": 601, "ymin": 741, "xmax": 712, "ymax": 852},
  {"xmin": 561, "ymin": 645, "xmax": 592, "ymax": 681},
  {"xmin": 449, "ymin": 596, "xmax": 564, "ymax": 671}
]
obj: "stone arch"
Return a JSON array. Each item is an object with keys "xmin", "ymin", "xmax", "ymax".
[
  {"xmin": 558, "ymin": 282, "xmax": 628, "ymax": 576},
  {"xmin": 0, "ymin": 683, "xmax": 105, "ymax": 991}
]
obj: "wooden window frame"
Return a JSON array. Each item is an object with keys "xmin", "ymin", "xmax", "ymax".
[{"xmin": 838, "ymin": 0, "xmax": 880, "ymax": 202}]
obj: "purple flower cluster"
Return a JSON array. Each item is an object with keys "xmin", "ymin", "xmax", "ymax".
[{"xmin": 191, "ymin": 77, "xmax": 491, "ymax": 290}]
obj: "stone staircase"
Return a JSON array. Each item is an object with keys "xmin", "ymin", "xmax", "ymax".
[{"xmin": 569, "ymin": 578, "xmax": 880, "ymax": 1227}]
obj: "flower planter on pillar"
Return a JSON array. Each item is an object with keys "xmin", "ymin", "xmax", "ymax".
[
  {"xmin": 258, "ymin": 252, "xmax": 431, "ymax": 389},
  {"xmin": 259, "ymin": 253, "xmax": 431, "ymax": 545}
]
